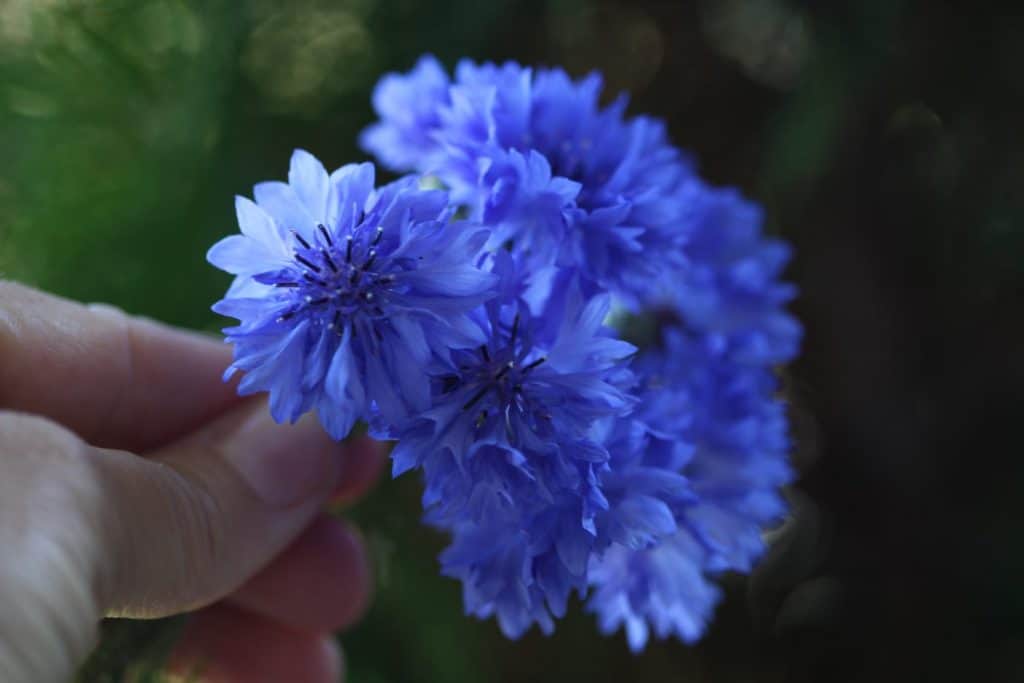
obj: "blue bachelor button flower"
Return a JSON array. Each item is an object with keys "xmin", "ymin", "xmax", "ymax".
[
  {"xmin": 387, "ymin": 271, "xmax": 636, "ymax": 497},
  {"xmin": 207, "ymin": 150, "xmax": 496, "ymax": 439},
  {"xmin": 380, "ymin": 264, "xmax": 637, "ymax": 637},
  {"xmin": 586, "ymin": 326, "xmax": 794, "ymax": 650},
  {"xmin": 361, "ymin": 57, "xmax": 697, "ymax": 305}
]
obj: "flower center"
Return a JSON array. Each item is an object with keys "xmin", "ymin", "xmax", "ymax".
[
  {"xmin": 272, "ymin": 223, "xmax": 394, "ymax": 332},
  {"xmin": 453, "ymin": 314, "xmax": 549, "ymax": 431}
]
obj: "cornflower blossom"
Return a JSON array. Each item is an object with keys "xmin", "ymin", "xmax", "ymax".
[
  {"xmin": 208, "ymin": 150, "xmax": 495, "ymax": 439},
  {"xmin": 361, "ymin": 56, "xmax": 698, "ymax": 304}
]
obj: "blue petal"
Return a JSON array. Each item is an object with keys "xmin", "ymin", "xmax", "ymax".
[
  {"xmin": 330, "ymin": 162, "xmax": 376, "ymax": 229},
  {"xmin": 236, "ymin": 196, "xmax": 287, "ymax": 250},
  {"xmin": 289, "ymin": 149, "xmax": 330, "ymax": 220},
  {"xmin": 253, "ymin": 181, "xmax": 316, "ymax": 238},
  {"xmin": 207, "ymin": 235, "xmax": 285, "ymax": 276}
]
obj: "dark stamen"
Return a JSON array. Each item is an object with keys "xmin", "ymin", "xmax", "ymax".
[
  {"xmin": 462, "ymin": 386, "xmax": 490, "ymax": 411},
  {"xmin": 303, "ymin": 273, "xmax": 328, "ymax": 287},
  {"xmin": 322, "ymin": 249, "xmax": 338, "ymax": 273},
  {"xmin": 295, "ymin": 254, "xmax": 321, "ymax": 273},
  {"xmin": 362, "ymin": 249, "xmax": 377, "ymax": 271},
  {"xmin": 480, "ymin": 345, "xmax": 491, "ymax": 362},
  {"xmin": 330, "ymin": 311, "xmax": 341, "ymax": 329},
  {"xmin": 350, "ymin": 271, "xmax": 361, "ymax": 285},
  {"xmin": 274, "ymin": 282, "xmax": 299, "ymax": 288},
  {"xmin": 307, "ymin": 297, "xmax": 329, "ymax": 306},
  {"xmin": 318, "ymin": 223, "xmax": 333, "ymax": 247},
  {"xmin": 523, "ymin": 356, "xmax": 546, "ymax": 373},
  {"xmin": 291, "ymin": 230, "xmax": 311, "ymax": 250},
  {"xmin": 495, "ymin": 361, "xmax": 513, "ymax": 380},
  {"xmin": 510, "ymin": 313, "xmax": 520, "ymax": 346},
  {"xmin": 345, "ymin": 236, "xmax": 353, "ymax": 263},
  {"xmin": 475, "ymin": 410, "xmax": 488, "ymax": 428},
  {"xmin": 277, "ymin": 311, "xmax": 295, "ymax": 322},
  {"xmin": 373, "ymin": 226, "xmax": 384, "ymax": 246}
]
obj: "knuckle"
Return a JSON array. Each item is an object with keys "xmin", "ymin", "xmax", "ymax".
[
  {"xmin": 0, "ymin": 410, "xmax": 107, "ymax": 525},
  {"xmin": 83, "ymin": 303, "xmax": 137, "ymax": 436},
  {"xmin": 0, "ymin": 410, "xmax": 92, "ymax": 469}
]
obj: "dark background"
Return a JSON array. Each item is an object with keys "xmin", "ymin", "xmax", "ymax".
[{"xmin": 2, "ymin": 1, "xmax": 1022, "ymax": 681}]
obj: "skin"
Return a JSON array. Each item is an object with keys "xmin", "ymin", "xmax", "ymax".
[{"xmin": 0, "ymin": 281, "xmax": 386, "ymax": 682}]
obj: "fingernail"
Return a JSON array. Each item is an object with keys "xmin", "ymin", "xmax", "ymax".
[{"xmin": 225, "ymin": 411, "xmax": 340, "ymax": 507}]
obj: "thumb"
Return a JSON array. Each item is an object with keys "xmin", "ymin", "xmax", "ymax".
[{"xmin": 97, "ymin": 400, "xmax": 343, "ymax": 618}]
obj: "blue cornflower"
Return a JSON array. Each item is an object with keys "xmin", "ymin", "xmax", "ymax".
[
  {"xmin": 207, "ymin": 150, "xmax": 496, "ymax": 439},
  {"xmin": 387, "ymin": 270, "xmax": 634, "ymax": 509},
  {"xmin": 361, "ymin": 56, "xmax": 697, "ymax": 304},
  {"xmin": 586, "ymin": 328, "xmax": 794, "ymax": 650},
  {"xmin": 581, "ymin": 178, "xmax": 801, "ymax": 650},
  {"xmin": 380, "ymin": 263, "xmax": 637, "ymax": 636}
]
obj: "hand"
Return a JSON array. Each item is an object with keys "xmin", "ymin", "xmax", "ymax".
[{"xmin": 0, "ymin": 281, "xmax": 385, "ymax": 682}]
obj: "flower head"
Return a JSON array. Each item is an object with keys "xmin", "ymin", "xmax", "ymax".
[
  {"xmin": 380, "ymin": 261, "xmax": 637, "ymax": 636},
  {"xmin": 208, "ymin": 150, "xmax": 495, "ymax": 439},
  {"xmin": 585, "ymin": 327, "xmax": 794, "ymax": 650},
  {"xmin": 361, "ymin": 58, "xmax": 697, "ymax": 304},
  {"xmin": 386, "ymin": 268, "xmax": 636, "ymax": 493}
]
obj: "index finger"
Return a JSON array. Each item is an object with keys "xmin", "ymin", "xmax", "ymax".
[{"xmin": 0, "ymin": 280, "xmax": 241, "ymax": 451}]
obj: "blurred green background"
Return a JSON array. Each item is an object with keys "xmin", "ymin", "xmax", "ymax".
[{"xmin": 3, "ymin": 1, "xmax": 1024, "ymax": 681}]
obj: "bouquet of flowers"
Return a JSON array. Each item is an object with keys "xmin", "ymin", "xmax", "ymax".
[{"xmin": 207, "ymin": 55, "xmax": 800, "ymax": 651}]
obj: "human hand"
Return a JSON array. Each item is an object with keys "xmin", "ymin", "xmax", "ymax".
[{"xmin": 0, "ymin": 281, "xmax": 385, "ymax": 682}]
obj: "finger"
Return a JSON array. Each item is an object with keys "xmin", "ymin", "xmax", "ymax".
[
  {"xmin": 228, "ymin": 515, "xmax": 372, "ymax": 632},
  {"xmin": 167, "ymin": 605, "xmax": 343, "ymax": 683},
  {"xmin": 0, "ymin": 280, "xmax": 239, "ymax": 451},
  {"xmin": 331, "ymin": 435, "xmax": 388, "ymax": 506},
  {"xmin": 94, "ymin": 400, "xmax": 344, "ymax": 618}
]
